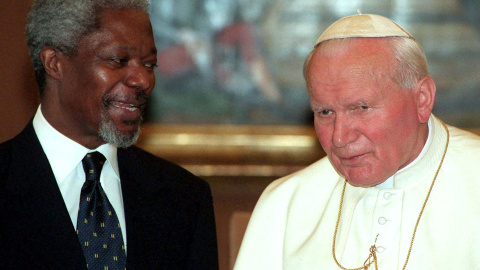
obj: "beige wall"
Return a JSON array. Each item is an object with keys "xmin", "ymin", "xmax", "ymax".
[{"xmin": 0, "ymin": 0, "xmax": 39, "ymax": 143}]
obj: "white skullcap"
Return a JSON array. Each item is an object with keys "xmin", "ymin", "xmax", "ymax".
[{"xmin": 314, "ymin": 13, "xmax": 414, "ymax": 46}]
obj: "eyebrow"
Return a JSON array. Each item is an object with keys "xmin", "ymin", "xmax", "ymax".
[
  {"xmin": 310, "ymin": 98, "xmax": 373, "ymax": 112},
  {"xmin": 348, "ymin": 99, "xmax": 369, "ymax": 107},
  {"xmin": 108, "ymin": 44, "xmax": 157, "ymax": 55},
  {"xmin": 310, "ymin": 105, "xmax": 326, "ymax": 112}
]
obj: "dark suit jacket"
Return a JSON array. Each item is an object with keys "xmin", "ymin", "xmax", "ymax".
[{"xmin": 0, "ymin": 122, "xmax": 219, "ymax": 270}]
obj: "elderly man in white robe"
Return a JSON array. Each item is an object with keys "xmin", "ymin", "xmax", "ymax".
[{"xmin": 234, "ymin": 13, "xmax": 480, "ymax": 270}]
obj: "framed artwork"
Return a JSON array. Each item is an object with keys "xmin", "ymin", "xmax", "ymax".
[{"xmin": 144, "ymin": 0, "xmax": 480, "ymax": 128}]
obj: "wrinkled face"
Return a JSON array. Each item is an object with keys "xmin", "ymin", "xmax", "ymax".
[
  {"xmin": 306, "ymin": 38, "xmax": 426, "ymax": 187},
  {"xmin": 56, "ymin": 8, "xmax": 157, "ymax": 148}
]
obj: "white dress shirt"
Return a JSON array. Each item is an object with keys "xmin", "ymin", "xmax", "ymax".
[{"xmin": 32, "ymin": 106, "xmax": 127, "ymax": 249}]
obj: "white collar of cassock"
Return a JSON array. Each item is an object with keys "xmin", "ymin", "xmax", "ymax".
[{"xmin": 375, "ymin": 115, "xmax": 446, "ymax": 190}]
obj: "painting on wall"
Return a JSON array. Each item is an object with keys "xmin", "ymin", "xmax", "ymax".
[{"xmin": 145, "ymin": 0, "xmax": 480, "ymax": 128}]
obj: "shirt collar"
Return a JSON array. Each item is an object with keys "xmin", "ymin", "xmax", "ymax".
[
  {"xmin": 387, "ymin": 114, "xmax": 448, "ymax": 189},
  {"xmin": 374, "ymin": 117, "xmax": 433, "ymax": 190},
  {"xmin": 32, "ymin": 105, "xmax": 120, "ymax": 181}
]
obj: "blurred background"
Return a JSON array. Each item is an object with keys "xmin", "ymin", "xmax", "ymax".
[
  {"xmin": 1, "ymin": 0, "xmax": 479, "ymax": 269},
  {"xmin": 146, "ymin": 0, "xmax": 480, "ymax": 127}
]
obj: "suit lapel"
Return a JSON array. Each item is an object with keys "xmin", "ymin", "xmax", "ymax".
[
  {"xmin": 5, "ymin": 122, "xmax": 87, "ymax": 269},
  {"xmin": 117, "ymin": 147, "xmax": 171, "ymax": 268},
  {"xmin": 115, "ymin": 147, "xmax": 213, "ymax": 269}
]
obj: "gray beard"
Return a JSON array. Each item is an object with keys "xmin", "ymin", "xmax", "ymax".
[{"xmin": 98, "ymin": 112, "xmax": 142, "ymax": 148}]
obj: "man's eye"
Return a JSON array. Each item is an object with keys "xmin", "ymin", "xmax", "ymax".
[
  {"xmin": 320, "ymin": 110, "xmax": 332, "ymax": 116},
  {"xmin": 314, "ymin": 110, "xmax": 334, "ymax": 124},
  {"xmin": 314, "ymin": 110, "xmax": 333, "ymax": 118},
  {"xmin": 144, "ymin": 62, "xmax": 158, "ymax": 69},
  {"xmin": 110, "ymin": 58, "xmax": 127, "ymax": 65},
  {"xmin": 360, "ymin": 106, "xmax": 369, "ymax": 110}
]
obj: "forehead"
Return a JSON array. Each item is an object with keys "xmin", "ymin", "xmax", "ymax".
[
  {"xmin": 310, "ymin": 38, "xmax": 395, "ymax": 78},
  {"xmin": 97, "ymin": 8, "xmax": 152, "ymax": 32},
  {"xmin": 307, "ymin": 39, "xmax": 397, "ymax": 104},
  {"xmin": 81, "ymin": 8, "xmax": 155, "ymax": 52}
]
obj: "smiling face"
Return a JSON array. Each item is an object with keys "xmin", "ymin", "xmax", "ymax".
[
  {"xmin": 42, "ymin": 8, "xmax": 157, "ymax": 149},
  {"xmin": 306, "ymin": 38, "xmax": 429, "ymax": 187}
]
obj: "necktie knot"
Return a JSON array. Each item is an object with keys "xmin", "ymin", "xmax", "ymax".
[{"xmin": 82, "ymin": 152, "xmax": 106, "ymax": 182}]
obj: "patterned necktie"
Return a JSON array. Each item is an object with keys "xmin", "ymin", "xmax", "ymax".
[{"xmin": 77, "ymin": 152, "xmax": 126, "ymax": 270}]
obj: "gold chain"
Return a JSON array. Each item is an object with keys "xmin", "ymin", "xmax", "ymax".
[{"xmin": 332, "ymin": 122, "xmax": 450, "ymax": 270}]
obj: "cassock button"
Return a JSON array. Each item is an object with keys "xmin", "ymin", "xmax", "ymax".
[
  {"xmin": 383, "ymin": 192, "xmax": 392, "ymax": 200},
  {"xmin": 378, "ymin": 217, "xmax": 387, "ymax": 225}
]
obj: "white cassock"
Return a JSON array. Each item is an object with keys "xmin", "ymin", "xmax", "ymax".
[{"xmin": 234, "ymin": 115, "xmax": 480, "ymax": 270}]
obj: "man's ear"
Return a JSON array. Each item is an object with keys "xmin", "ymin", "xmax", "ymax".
[
  {"xmin": 40, "ymin": 47, "xmax": 65, "ymax": 81},
  {"xmin": 416, "ymin": 76, "xmax": 436, "ymax": 123}
]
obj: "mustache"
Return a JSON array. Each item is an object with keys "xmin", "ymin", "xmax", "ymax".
[{"xmin": 102, "ymin": 91, "xmax": 149, "ymax": 110}]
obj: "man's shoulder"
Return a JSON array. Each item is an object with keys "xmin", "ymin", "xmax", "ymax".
[
  {"xmin": 448, "ymin": 125, "xmax": 480, "ymax": 147},
  {"xmin": 442, "ymin": 125, "xmax": 480, "ymax": 173},
  {"xmin": 118, "ymin": 145, "xmax": 210, "ymax": 190},
  {"xmin": 270, "ymin": 157, "xmax": 338, "ymax": 189},
  {"xmin": 0, "ymin": 125, "xmax": 30, "ymax": 155},
  {"xmin": 118, "ymin": 144, "xmax": 168, "ymax": 164},
  {"xmin": 0, "ymin": 137, "xmax": 15, "ymax": 156},
  {"xmin": 0, "ymin": 120, "xmax": 36, "ymax": 155},
  {"xmin": 0, "ymin": 125, "xmax": 34, "ymax": 180},
  {"xmin": 258, "ymin": 157, "xmax": 340, "ymax": 204},
  {"xmin": 118, "ymin": 145, "xmax": 188, "ymax": 173},
  {"xmin": 446, "ymin": 125, "xmax": 480, "ymax": 160},
  {"xmin": 0, "ymin": 138, "xmax": 14, "ymax": 180}
]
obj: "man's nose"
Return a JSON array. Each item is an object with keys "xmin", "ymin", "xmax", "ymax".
[
  {"xmin": 124, "ymin": 64, "xmax": 154, "ymax": 93},
  {"xmin": 332, "ymin": 115, "xmax": 357, "ymax": 148}
]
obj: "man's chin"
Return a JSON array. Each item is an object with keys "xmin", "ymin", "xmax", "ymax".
[
  {"xmin": 99, "ymin": 116, "xmax": 142, "ymax": 148},
  {"xmin": 116, "ymin": 121, "xmax": 142, "ymax": 135},
  {"xmin": 344, "ymin": 172, "xmax": 388, "ymax": 187}
]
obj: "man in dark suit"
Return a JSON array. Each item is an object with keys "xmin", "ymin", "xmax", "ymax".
[{"xmin": 0, "ymin": 0, "xmax": 218, "ymax": 269}]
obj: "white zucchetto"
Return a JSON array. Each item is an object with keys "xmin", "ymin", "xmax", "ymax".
[{"xmin": 314, "ymin": 13, "xmax": 415, "ymax": 46}]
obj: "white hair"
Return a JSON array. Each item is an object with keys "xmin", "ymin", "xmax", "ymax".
[{"xmin": 303, "ymin": 37, "xmax": 429, "ymax": 89}]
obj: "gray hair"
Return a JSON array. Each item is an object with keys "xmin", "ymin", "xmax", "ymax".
[
  {"xmin": 303, "ymin": 37, "xmax": 429, "ymax": 89},
  {"xmin": 26, "ymin": 0, "xmax": 150, "ymax": 94}
]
